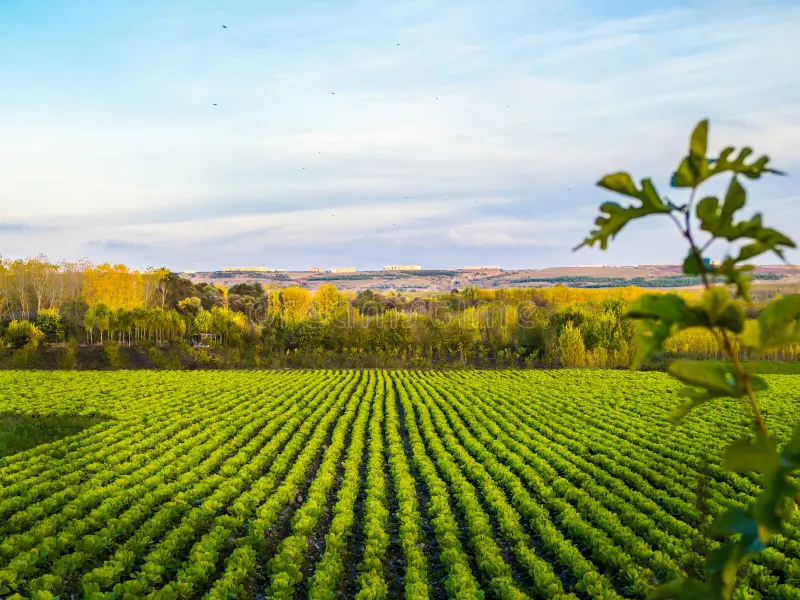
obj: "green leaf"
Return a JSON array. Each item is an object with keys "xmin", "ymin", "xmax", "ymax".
[
  {"xmin": 682, "ymin": 252, "xmax": 703, "ymax": 276},
  {"xmin": 575, "ymin": 175, "xmax": 671, "ymax": 251},
  {"xmin": 755, "ymin": 294, "xmax": 800, "ymax": 353},
  {"xmin": 696, "ymin": 178, "xmax": 747, "ymax": 240},
  {"xmin": 595, "ymin": 172, "xmax": 639, "ymax": 197},
  {"xmin": 755, "ymin": 470, "xmax": 799, "ymax": 536},
  {"xmin": 710, "ymin": 508, "xmax": 767, "ymax": 556},
  {"xmin": 714, "ymin": 303, "xmax": 745, "ymax": 334},
  {"xmin": 625, "ymin": 294, "xmax": 702, "ymax": 325},
  {"xmin": 625, "ymin": 294, "xmax": 710, "ymax": 369},
  {"xmin": 724, "ymin": 435, "xmax": 779, "ymax": 474},
  {"xmin": 779, "ymin": 424, "xmax": 800, "ymax": 471},
  {"xmin": 671, "ymin": 120, "xmax": 785, "ymax": 190},
  {"xmin": 709, "ymin": 146, "xmax": 786, "ymax": 180},
  {"xmin": 739, "ymin": 321, "xmax": 760, "ymax": 351},
  {"xmin": 669, "ymin": 390, "xmax": 717, "ymax": 421},
  {"xmin": 671, "ymin": 120, "xmax": 710, "ymax": 188},
  {"xmin": 717, "ymin": 258, "xmax": 755, "ymax": 303},
  {"xmin": 705, "ymin": 540, "xmax": 758, "ymax": 599},
  {"xmin": 648, "ymin": 579, "xmax": 713, "ymax": 600},
  {"xmin": 719, "ymin": 178, "xmax": 746, "ymax": 229},
  {"xmin": 690, "ymin": 120, "xmax": 709, "ymax": 162},
  {"xmin": 624, "ymin": 294, "xmax": 704, "ymax": 369},
  {"xmin": 668, "ymin": 360, "xmax": 748, "ymax": 398}
]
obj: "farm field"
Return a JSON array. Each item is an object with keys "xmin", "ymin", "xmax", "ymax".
[{"xmin": 1, "ymin": 371, "xmax": 800, "ymax": 599}]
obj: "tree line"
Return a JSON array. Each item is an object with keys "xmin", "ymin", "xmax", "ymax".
[{"xmin": 1, "ymin": 256, "xmax": 798, "ymax": 369}]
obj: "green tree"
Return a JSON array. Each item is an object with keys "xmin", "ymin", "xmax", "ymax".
[
  {"xmin": 35, "ymin": 308, "xmax": 64, "ymax": 342},
  {"xmin": 557, "ymin": 320, "xmax": 586, "ymax": 367}
]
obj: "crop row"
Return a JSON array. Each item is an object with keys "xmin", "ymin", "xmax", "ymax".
[{"xmin": 1, "ymin": 370, "xmax": 799, "ymax": 599}]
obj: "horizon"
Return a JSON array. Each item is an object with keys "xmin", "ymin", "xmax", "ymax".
[{"xmin": 2, "ymin": 0, "xmax": 799, "ymax": 271}]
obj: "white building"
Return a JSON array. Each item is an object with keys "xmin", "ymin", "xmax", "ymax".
[
  {"xmin": 182, "ymin": 270, "xmax": 197, "ymax": 276},
  {"xmin": 329, "ymin": 267, "xmax": 357, "ymax": 274},
  {"xmin": 383, "ymin": 265, "xmax": 422, "ymax": 271},
  {"xmin": 463, "ymin": 265, "xmax": 502, "ymax": 271},
  {"xmin": 220, "ymin": 267, "xmax": 272, "ymax": 272},
  {"xmin": 307, "ymin": 267, "xmax": 325, "ymax": 273}
]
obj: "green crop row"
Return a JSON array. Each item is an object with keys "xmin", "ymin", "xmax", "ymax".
[{"xmin": 1, "ymin": 370, "xmax": 799, "ymax": 599}]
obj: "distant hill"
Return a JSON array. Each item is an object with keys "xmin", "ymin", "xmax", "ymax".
[{"xmin": 184, "ymin": 265, "xmax": 800, "ymax": 293}]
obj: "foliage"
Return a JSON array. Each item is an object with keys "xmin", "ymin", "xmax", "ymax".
[
  {"xmin": 59, "ymin": 339, "xmax": 78, "ymax": 370},
  {"xmin": 103, "ymin": 342, "xmax": 127, "ymax": 369},
  {"xmin": 0, "ymin": 414, "xmax": 108, "ymax": 458},
  {"xmin": 558, "ymin": 320, "xmax": 587, "ymax": 367},
  {"xmin": 34, "ymin": 309, "xmax": 64, "ymax": 342},
  {"xmin": 3, "ymin": 319, "xmax": 43, "ymax": 349},
  {"xmin": 577, "ymin": 119, "xmax": 800, "ymax": 599},
  {"xmin": 2, "ymin": 370, "xmax": 800, "ymax": 598}
]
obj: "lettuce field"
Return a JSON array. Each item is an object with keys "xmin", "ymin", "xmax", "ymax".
[{"xmin": 2, "ymin": 370, "xmax": 800, "ymax": 600}]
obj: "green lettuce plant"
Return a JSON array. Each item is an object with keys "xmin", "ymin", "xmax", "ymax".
[{"xmin": 576, "ymin": 119, "xmax": 800, "ymax": 599}]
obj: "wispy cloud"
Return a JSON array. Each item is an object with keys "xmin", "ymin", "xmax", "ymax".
[
  {"xmin": 88, "ymin": 239, "xmax": 153, "ymax": 252},
  {"xmin": 0, "ymin": 222, "xmax": 34, "ymax": 233},
  {"xmin": 0, "ymin": 0, "xmax": 798, "ymax": 269}
]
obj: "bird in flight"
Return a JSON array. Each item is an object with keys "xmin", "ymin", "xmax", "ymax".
[
  {"xmin": 222, "ymin": 25, "xmax": 227, "ymax": 28},
  {"xmin": 212, "ymin": 103, "xmax": 218, "ymax": 106}
]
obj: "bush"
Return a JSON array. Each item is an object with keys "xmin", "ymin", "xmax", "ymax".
[
  {"xmin": 60, "ymin": 339, "xmax": 78, "ymax": 369},
  {"xmin": 104, "ymin": 342, "xmax": 127, "ymax": 369},
  {"xmin": 35, "ymin": 309, "xmax": 65, "ymax": 342},
  {"xmin": 4, "ymin": 320, "xmax": 44, "ymax": 350}
]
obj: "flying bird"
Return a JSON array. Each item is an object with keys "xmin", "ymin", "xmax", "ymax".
[
  {"xmin": 222, "ymin": 25, "xmax": 227, "ymax": 28},
  {"xmin": 212, "ymin": 103, "xmax": 218, "ymax": 106}
]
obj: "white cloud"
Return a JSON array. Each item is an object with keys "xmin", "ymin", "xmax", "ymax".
[
  {"xmin": 1, "ymin": 0, "xmax": 799, "ymax": 267},
  {"xmin": 447, "ymin": 218, "xmax": 585, "ymax": 247}
]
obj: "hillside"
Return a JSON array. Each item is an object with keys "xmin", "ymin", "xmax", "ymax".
[{"xmin": 186, "ymin": 264, "xmax": 800, "ymax": 293}]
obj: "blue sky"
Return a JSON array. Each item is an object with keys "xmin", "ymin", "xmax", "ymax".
[{"xmin": 1, "ymin": 0, "xmax": 799, "ymax": 271}]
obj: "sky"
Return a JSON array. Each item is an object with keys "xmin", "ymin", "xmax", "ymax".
[{"xmin": 1, "ymin": 0, "xmax": 799, "ymax": 272}]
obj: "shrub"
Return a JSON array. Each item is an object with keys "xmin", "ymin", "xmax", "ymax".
[
  {"xmin": 4, "ymin": 320, "xmax": 44, "ymax": 350},
  {"xmin": 35, "ymin": 309, "xmax": 65, "ymax": 342}
]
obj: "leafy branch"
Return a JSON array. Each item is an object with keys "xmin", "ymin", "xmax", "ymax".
[{"xmin": 576, "ymin": 119, "xmax": 800, "ymax": 599}]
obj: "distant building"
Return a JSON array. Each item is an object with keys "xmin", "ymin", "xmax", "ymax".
[
  {"xmin": 710, "ymin": 259, "xmax": 721, "ymax": 267},
  {"xmin": 182, "ymin": 270, "xmax": 197, "ymax": 276},
  {"xmin": 383, "ymin": 265, "xmax": 422, "ymax": 271},
  {"xmin": 329, "ymin": 267, "xmax": 357, "ymax": 274},
  {"xmin": 307, "ymin": 267, "xmax": 325, "ymax": 273},
  {"xmin": 220, "ymin": 267, "xmax": 272, "ymax": 272},
  {"xmin": 463, "ymin": 265, "xmax": 502, "ymax": 271}
]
